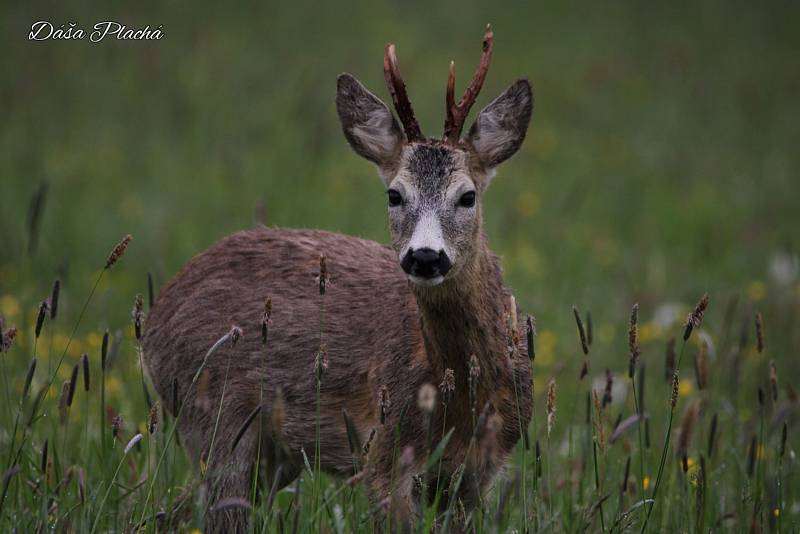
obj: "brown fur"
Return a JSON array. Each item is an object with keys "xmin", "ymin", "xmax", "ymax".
[{"xmin": 143, "ymin": 226, "xmax": 531, "ymax": 531}]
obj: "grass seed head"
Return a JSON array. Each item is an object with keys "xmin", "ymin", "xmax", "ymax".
[
  {"xmin": 148, "ymin": 401, "xmax": 160, "ymax": 434},
  {"xmin": 101, "ymin": 329, "xmax": 109, "ymax": 371},
  {"xmin": 621, "ymin": 456, "xmax": 631, "ymax": 494},
  {"xmin": 0, "ymin": 326, "xmax": 16, "ymax": 352},
  {"xmin": 229, "ymin": 325, "xmax": 243, "ymax": 346},
  {"xmin": 526, "ymin": 315, "xmax": 536, "ymax": 361},
  {"xmin": 573, "ymin": 305, "xmax": 589, "ymax": 355},
  {"xmin": 683, "ymin": 293, "xmax": 710, "ymax": 341},
  {"xmin": 780, "ymin": 421, "xmax": 788, "ymax": 458},
  {"xmin": 132, "ymin": 294, "xmax": 144, "ymax": 340},
  {"xmin": 671, "ymin": 372, "xmax": 679, "ymax": 408},
  {"xmin": 747, "ymin": 434, "xmax": 757, "ymax": 477},
  {"xmin": 22, "ymin": 357, "xmax": 37, "ymax": 400},
  {"xmin": 147, "ymin": 271, "xmax": 155, "ymax": 308},
  {"xmin": 81, "ymin": 353, "xmax": 90, "ymax": 392},
  {"xmin": 124, "ymin": 433, "xmax": 143, "ymax": 454},
  {"xmin": 439, "ymin": 368, "xmax": 455, "ymax": 405},
  {"xmin": 111, "ymin": 414, "xmax": 123, "ymax": 442},
  {"xmin": 592, "ymin": 389, "xmax": 605, "ymax": 451},
  {"xmin": 49, "ymin": 279, "xmax": 60, "ymax": 320},
  {"xmin": 546, "ymin": 378, "xmax": 557, "ymax": 437},
  {"xmin": 314, "ymin": 342, "xmax": 328, "ymax": 381},
  {"xmin": 318, "ymin": 254, "xmax": 328, "ymax": 295},
  {"xmin": 40, "ymin": 439, "xmax": 48, "ymax": 474},
  {"xmin": 105, "ymin": 234, "xmax": 133, "ymax": 269},
  {"xmin": 67, "ymin": 363, "xmax": 79, "ymax": 407},
  {"xmin": 35, "ymin": 299, "xmax": 49, "ymax": 339},
  {"xmin": 755, "ymin": 312, "xmax": 764, "ymax": 353},
  {"xmin": 628, "ymin": 303, "xmax": 640, "ymax": 378},
  {"xmin": 362, "ymin": 428, "xmax": 377, "ymax": 457},
  {"xmin": 507, "ymin": 296, "xmax": 519, "ymax": 353},
  {"xmin": 769, "ymin": 360, "xmax": 778, "ymax": 402},
  {"xmin": 579, "ymin": 359, "xmax": 589, "ymax": 380},
  {"xmin": 602, "ymin": 368, "xmax": 613, "ymax": 407}
]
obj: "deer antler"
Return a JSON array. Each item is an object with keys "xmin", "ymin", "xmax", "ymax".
[
  {"xmin": 443, "ymin": 24, "xmax": 494, "ymax": 144},
  {"xmin": 383, "ymin": 43, "xmax": 424, "ymax": 142}
]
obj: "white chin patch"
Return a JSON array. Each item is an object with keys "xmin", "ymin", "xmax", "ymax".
[{"xmin": 409, "ymin": 275, "xmax": 445, "ymax": 287}]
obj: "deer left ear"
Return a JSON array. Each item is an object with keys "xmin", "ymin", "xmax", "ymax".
[{"xmin": 464, "ymin": 79, "xmax": 533, "ymax": 170}]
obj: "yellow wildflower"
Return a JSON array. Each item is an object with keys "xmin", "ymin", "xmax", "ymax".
[
  {"xmin": 642, "ymin": 476, "xmax": 650, "ymax": 491},
  {"xmin": 686, "ymin": 457, "xmax": 700, "ymax": 486},
  {"xmin": 679, "ymin": 381, "xmax": 693, "ymax": 397},
  {"xmin": 639, "ymin": 321, "xmax": 661, "ymax": 344},
  {"xmin": 87, "ymin": 332, "xmax": 103, "ymax": 349}
]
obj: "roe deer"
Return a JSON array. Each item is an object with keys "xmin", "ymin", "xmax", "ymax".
[{"xmin": 143, "ymin": 24, "xmax": 533, "ymax": 532}]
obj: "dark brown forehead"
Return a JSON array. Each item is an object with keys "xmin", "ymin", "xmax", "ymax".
[{"xmin": 403, "ymin": 143, "xmax": 471, "ymax": 192}]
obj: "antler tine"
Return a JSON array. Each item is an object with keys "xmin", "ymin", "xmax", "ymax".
[
  {"xmin": 443, "ymin": 24, "xmax": 494, "ymax": 144},
  {"xmin": 383, "ymin": 43, "xmax": 424, "ymax": 142}
]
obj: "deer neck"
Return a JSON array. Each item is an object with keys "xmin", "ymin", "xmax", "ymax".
[{"xmin": 411, "ymin": 234, "xmax": 509, "ymax": 388}]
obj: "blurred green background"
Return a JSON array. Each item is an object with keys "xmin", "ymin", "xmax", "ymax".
[{"xmin": 2, "ymin": 1, "xmax": 799, "ymax": 368}]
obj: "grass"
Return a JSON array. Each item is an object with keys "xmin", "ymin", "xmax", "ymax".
[
  {"xmin": 1, "ymin": 1, "xmax": 799, "ymax": 531},
  {"xmin": 0, "ymin": 243, "xmax": 798, "ymax": 532}
]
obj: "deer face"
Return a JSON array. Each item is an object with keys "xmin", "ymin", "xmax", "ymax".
[{"xmin": 336, "ymin": 27, "xmax": 532, "ymax": 287}]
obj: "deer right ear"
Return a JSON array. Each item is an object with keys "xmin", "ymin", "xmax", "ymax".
[{"xmin": 336, "ymin": 74, "xmax": 404, "ymax": 170}]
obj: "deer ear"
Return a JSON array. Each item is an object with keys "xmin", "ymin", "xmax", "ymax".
[
  {"xmin": 465, "ymin": 79, "xmax": 532, "ymax": 170},
  {"xmin": 337, "ymin": 74, "xmax": 404, "ymax": 169}
]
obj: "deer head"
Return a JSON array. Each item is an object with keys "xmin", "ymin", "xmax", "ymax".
[{"xmin": 336, "ymin": 25, "xmax": 532, "ymax": 288}]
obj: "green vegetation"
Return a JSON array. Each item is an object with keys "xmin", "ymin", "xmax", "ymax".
[{"xmin": 1, "ymin": 1, "xmax": 798, "ymax": 531}]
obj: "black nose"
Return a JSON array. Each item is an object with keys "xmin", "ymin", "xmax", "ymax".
[{"xmin": 401, "ymin": 248, "xmax": 452, "ymax": 279}]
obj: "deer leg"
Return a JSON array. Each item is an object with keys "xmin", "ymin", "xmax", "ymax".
[{"xmin": 204, "ymin": 430, "xmax": 258, "ymax": 534}]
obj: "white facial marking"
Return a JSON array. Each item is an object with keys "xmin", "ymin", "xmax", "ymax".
[
  {"xmin": 404, "ymin": 211, "xmax": 448, "ymax": 259},
  {"xmin": 409, "ymin": 274, "xmax": 444, "ymax": 287}
]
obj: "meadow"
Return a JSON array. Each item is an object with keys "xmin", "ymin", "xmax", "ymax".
[{"xmin": 1, "ymin": 1, "xmax": 799, "ymax": 532}]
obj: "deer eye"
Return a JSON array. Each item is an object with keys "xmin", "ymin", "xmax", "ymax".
[
  {"xmin": 387, "ymin": 189, "xmax": 403, "ymax": 207},
  {"xmin": 458, "ymin": 191, "xmax": 476, "ymax": 208}
]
